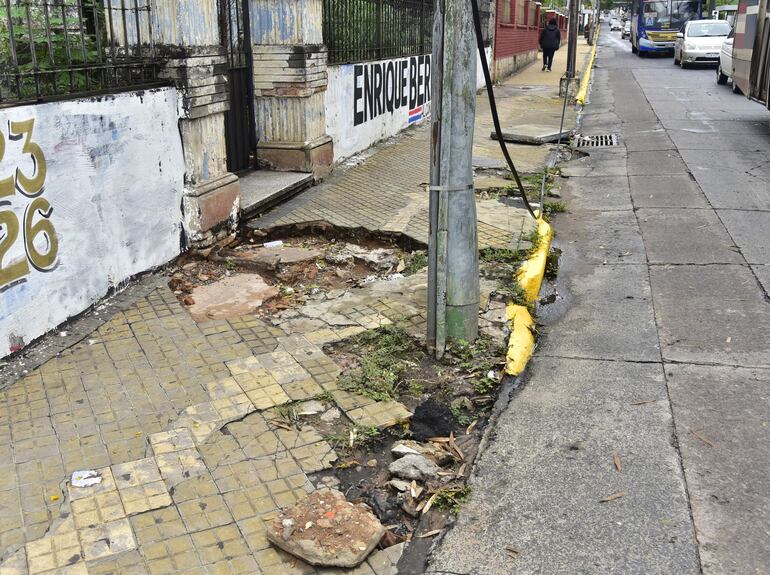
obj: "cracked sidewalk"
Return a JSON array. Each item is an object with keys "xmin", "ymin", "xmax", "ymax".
[{"xmin": 0, "ymin": 46, "xmax": 588, "ymax": 574}]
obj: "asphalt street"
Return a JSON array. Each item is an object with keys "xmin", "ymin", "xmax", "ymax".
[{"xmin": 429, "ymin": 31, "xmax": 770, "ymax": 574}]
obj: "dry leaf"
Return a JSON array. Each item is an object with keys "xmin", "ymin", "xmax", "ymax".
[
  {"xmin": 466, "ymin": 419, "xmax": 478, "ymax": 434},
  {"xmin": 599, "ymin": 491, "xmax": 625, "ymax": 503},
  {"xmin": 427, "ymin": 437, "xmax": 451, "ymax": 443},
  {"xmin": 457, "ymin": 463, "xmax": 467, "ymax": 478},
  {"xmin": 448, "ymin": 432, "xmax": 464, "ymax": 460},
  {"xmin": 396, "ymin": 259, "xmax": 406, "ymax": 273},
  {"xmin": 691, "ymin": 430, "xmax": 715, "ymax": 448},
  {"xmin": 505, "ymin": 546, "xmax": 520, "ymax": 557},
  {"xmin": 417, "ymin": 529, "xmax": 442, "ymax": 538},
  {"xmin": 422, "ymin": 493, "xmax": 438, "ymax": 515},
  {"xmin": 613, "ymin": 452, "xmax": 622, "ymax": 473}
]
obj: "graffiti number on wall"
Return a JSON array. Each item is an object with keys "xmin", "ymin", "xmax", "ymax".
[{"xmin": 0, "ymin": 119, "xmax": 58, "ymax": 289}]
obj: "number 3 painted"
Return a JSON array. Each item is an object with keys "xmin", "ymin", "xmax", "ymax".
[
  {"xmin": 0, "ymin": 131, "xmax": 31, "ymax": 288},
  {"xmin": 0, "ymin": 121, "xmax": 57, "ymax": 288},
  {"xmin": 11, "ymin": 119, "xmax": 47, "ymax": 198}
]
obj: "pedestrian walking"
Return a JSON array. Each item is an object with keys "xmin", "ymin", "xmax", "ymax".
[{"xmin": 539, "ymin": 18, "xmax": 561, "ymax": 72}]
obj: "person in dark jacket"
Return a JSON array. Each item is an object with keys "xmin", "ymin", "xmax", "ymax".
[{"xmin": 539, "ymin": 18, "xmax": 561, "ymax": 72}]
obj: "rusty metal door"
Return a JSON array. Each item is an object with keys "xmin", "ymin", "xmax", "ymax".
[{"xmin": 220, "ymin": 0, "xmax": 257, "ymax": 173}]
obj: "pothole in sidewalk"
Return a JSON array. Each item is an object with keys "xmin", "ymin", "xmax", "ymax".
[
  {"xmin": 167, "ymin": 228, "xmax": 428, "ymax": 322},
  {"xmin": 307, "ymin": 324, "xmax": 507, "ymax": 548}
]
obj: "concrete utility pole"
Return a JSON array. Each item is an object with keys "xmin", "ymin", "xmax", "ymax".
[
  {"xmin": 427, "ymin": 0, "xmax": 480, "ymax": 357},
  {"xmin": 566, "ymin": 0, "xmax": 580, "ymax": 78}
]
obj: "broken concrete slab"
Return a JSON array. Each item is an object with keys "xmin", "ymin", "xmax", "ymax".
[
  {"xmin": 266, "ymin": 488, "xmax": 385, "ymax": 568},
  {"xmin": 388, "ymin": 453, "xmax": 440, "ymax": 481},
  {"xmin": 491, "ymin": 124, "xmax": 572, "ymax": 145},
  {"xmin": 392, "ymin": 440, "xmax": 453, "ymax": 466},
  {"xmin": 187, "ymin": 274, "xmax": 278, "ymax": 322}
]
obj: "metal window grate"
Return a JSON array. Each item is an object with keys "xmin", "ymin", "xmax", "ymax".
[
  {"xmin": 1, "ymin": 0, "xmax": 164, "ymax": 107},
  {"xmin": 322, "ymin": 0, "xmax": 433, "ymax": 64},
  {"xmin": 573, "ymin": 134, "xmax": 619, "ymax": 147}
]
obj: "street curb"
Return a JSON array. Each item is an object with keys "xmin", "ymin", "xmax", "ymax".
[
  {"xmin": 576, "ymin": 36, "xmax": 599, "ymax": 106},
  {"xmin": 504, "ymin": 218, "xmax": 553, "ymax": 376}
]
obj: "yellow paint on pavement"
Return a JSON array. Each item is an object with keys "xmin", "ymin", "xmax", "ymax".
[
  {"xmin": 504, "ymin": 218, "xmax": 553, "ymax": 376},
  {"xmin": 576, "ymin": 34, "xmax": 599, "ymax": 106},
  {"xmin": 517, "ymin": 219, "xmax": 554, "ymax": 303},
  {"xmin": 505, "ymin": 304, "xmax": 536, "ymax": 376}
]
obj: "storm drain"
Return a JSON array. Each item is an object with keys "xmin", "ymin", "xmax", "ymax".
[{"xmin": 573, "ymin": 134, "xmax": 619, "ymax": 147}]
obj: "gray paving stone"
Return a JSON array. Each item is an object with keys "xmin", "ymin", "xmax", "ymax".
[{"xmin": 637, "ymin": 208, "xmax": 744, "ymax": 265}]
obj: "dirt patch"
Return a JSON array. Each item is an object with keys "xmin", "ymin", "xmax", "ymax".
[
  {"xmin": 167, "ymin": 233, "xmax": 428, "ymax": 321},
  {"xmin": 303, "ymin": 326, "xmax": 507, "ymax": 542}
]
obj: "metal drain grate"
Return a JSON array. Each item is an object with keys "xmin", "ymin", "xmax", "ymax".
[{"xmin": 574, "ymin": 134, "xmax": 619, "ymax": 147}]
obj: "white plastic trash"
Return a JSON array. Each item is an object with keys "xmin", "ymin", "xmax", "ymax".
[{"xmin": 71, "ymin": 470, "xmax": 102, "ymax": 488}]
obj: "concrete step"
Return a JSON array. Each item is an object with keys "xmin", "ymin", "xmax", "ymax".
[{"xmin": 239, "ymin": 170, "xmax": 314, "ymax": 219}]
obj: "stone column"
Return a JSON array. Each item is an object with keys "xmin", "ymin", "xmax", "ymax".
[
  {"xmin": 250, "ymin": 0, "xmax": 334, "ymax": 177},
  {"xmin": 154, "ymin": 0, "xmax": 241, "ymax": 247}
]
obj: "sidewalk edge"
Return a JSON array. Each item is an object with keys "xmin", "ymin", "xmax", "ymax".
[
  {"xmin": 576, "ymin": 37, "xmax": 599, "ymax": 106},
  {"xmin": 505, "ymin": 218, "xmax": 553, "ymax": 376}
]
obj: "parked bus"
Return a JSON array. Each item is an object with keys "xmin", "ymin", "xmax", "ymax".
[
  {"xmin": 630, "ymin": 0, "xmax": 704, "ymax": 55},
  {"xmin": 732, "ymin": 0, "xmax": 770, "ymax": 108}
]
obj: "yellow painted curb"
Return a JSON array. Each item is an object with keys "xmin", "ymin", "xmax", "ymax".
[
  {"xmin": 517, "ymin": 219, "xmax": 554, "ymax": 303},
  {"xmin": 504, "ymin": 218, "xmax": 553, "ymax": 376},
  {"xmin": 576, "ymin": 35, "xmax": 599, "ymax": 106},
  {"xmin": 505, "ymin": 304, "xmax": 536, "ymax": 376}
]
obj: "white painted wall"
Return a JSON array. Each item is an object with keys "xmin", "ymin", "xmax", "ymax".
[
  {"xmin": 0, "ymin": 87, "xmax": 185, "ymax": 358},
  {"xmin": 476, "ymin": 46, "xmax": 493, "ymax": 91},
  {"xmin": 325, "ymin": 49, "xmax": 490, "ymax": 162},
  {"xmin": 325, "ymin": 54, "xmax": 432, "ymax": 161}
]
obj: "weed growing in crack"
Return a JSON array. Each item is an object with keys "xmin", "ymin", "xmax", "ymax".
[
  {"xmin": 448, "ymin": 334, "xmax": 506, "ymax": 395},
  {"xmin": 543, "ymin": 200, "xmax": 567, "ymax": 215},
  {"xmin": 403, "ymin": 251, "xmax": 428, "ymax": 275},
  {"xmin": 450, "ymin": 404, "xmax": 475, "ymax": 427},
  {"xmin": 434, "ymin": 486, "xmax": 472, "ymax": 513},
  {"xmin": 338, "ymin": 325, "xmax": 420, "ymax": 402},
  {"xmin": 479, "ymin": 247, "xmax": 523, "ymax": 266},
  {"xmin": 495, "ymin": 276, "xmax": 528, "ymax": 306},
  {"xmin": 323, "ymin": 424, "xmax": 381, "ymax": 454}
]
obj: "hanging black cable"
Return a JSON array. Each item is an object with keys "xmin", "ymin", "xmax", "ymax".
[{"xmin": 469, "ymin": 0, "xmax": 539, "ymax": 220}]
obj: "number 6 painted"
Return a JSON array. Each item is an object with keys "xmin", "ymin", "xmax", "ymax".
[
  {"xmin": 10, "ymin": 119, "xmax": 47, "ymax": 198},
  {"xmin": 24, "ymin": 197, "xmax": 58, "ymax": 271}
]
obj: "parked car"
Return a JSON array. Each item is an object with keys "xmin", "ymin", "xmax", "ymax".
[
  {"xmin": 622, "ymin": 21, "xmax": 631, "ymax": 39},
  {"xmin": 610, "ymin": 19, "xmax": 623, "ymax": 31},
  {"xmin": 673, "ymin": 19, "xmax": 732, "ymax": 68},
  {"xmin": 716, "ymin": 28, "xmax": 735, "ymax": 87}
]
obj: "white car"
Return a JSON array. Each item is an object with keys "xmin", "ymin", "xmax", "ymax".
[
  {"xmin": 610, "ymin": 19, "xmax": 622, "ymax": 31},
  {"xmin": 622, "ymin": 21, "xmax": 631, "ymax": 39},
  {"xmin": 716, "ymin": 28, "xmax": 736, "ymax": 89},
  {"xmin": 674, "ymin": 19, "xmax": 732, "ymax": 68}
]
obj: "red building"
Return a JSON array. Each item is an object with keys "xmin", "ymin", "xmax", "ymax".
[{"xmin": 493, "ymin": 1, "xmax": 568, "ymax": 79}]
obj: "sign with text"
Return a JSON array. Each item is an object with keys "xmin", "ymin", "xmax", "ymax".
[{"xmin": 353, "ymin": 55, "xmax": 432, "ymax": 126}]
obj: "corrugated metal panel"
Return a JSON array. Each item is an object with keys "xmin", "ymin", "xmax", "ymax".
[
  {"xmin": 255, "ymin": 92, "xmax": 326, "ymax": 142},
  {"xmin": 153, "ymin": 0, "xmax": 220, "ymax": 47},
  {"xmin": 250, "ymin": 0, "xmax": 323, "ymax": 45}
]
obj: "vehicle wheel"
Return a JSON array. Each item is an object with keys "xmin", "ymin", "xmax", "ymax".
[
  {"xmin": 732, "ymin": 81, "xmax": 742, "ymax": 94},
  {"xmin": 717, "ymin": 65, "xmax": 728, "ymax": 85},
  {"xmin": 680, "ymin": 57, "xmax": 688, "ymax": 69},
  {"xmin": 632, "ymin": 43, "xmax": 638, "ymax": 54}
]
